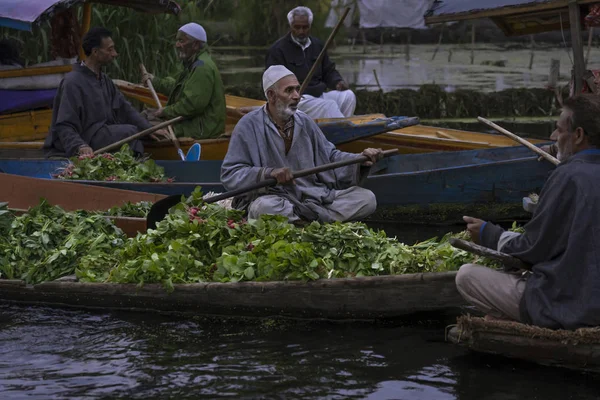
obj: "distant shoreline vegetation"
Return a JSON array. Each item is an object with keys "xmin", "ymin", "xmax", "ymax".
[
  {"xmin": 1, "ymin": 1, "xmax": 593, "ymax": 85},
  {"xmin": 224, "ymin": 84, "xmax": 565, "ymax": 120}
]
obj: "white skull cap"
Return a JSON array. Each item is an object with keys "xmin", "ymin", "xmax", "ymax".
[{"xmin": 262, "ymin": 65, "xmax": 294, "ymax": 96}]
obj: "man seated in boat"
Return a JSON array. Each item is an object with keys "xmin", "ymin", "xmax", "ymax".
[
  {"xmin": 265, "ymin": 6, "xmax": 356, "ymax": 119},
  {"xmin": 43, "ymin": 27, "xmax": 167, "ymax": 158},
  {"xmin": 220, "ymin": 65, "xmax": 381, "ymax": 224},
  {"xmin": 455, "ymin": 94, "xmax": 600, "ymax": 330},
  {"xmin": 141, "ymin": 23, "xmax": 226, "ymax": 139}
]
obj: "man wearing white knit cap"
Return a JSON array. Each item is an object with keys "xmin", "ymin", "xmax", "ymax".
[
  {"xmin": 221, "ymin": 65, "xmax": 382, "ymax": 224},
  {"xmin": 266, "ymin": 6, "xmax": 356, "ymax": 119},
  {"xmin": 142, "ymin": 22, "xmax": 226, "ymax": 139}
]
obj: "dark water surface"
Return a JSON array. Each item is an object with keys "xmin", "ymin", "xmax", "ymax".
[{"xmin": 0, "ymin": 304, "xmax": 598, "ymax": 399}]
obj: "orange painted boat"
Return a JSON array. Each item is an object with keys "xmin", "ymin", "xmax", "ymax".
[
  {"xmin": 1, "ymin": 172, "xmax": 161, "ymax": 236},
  {"xmin": 116, "ymin": 82, "xmax": 547, "ymax": 158},
  {"xmin": 0, "ymin": 80, "xmax": 545, "ymax": 159}
]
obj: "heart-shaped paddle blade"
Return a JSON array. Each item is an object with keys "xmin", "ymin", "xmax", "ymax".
[{"xmin": 186, "ymin": 143, "xmax": 201, "ymax": 161}]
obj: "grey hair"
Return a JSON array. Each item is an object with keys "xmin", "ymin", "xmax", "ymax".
[
  {"xmin": 287, "ymin": 6, "xmax": 313, "ymax": 26},
  {"xmin": 264, "ymin": 84, "xmax": 275, "ymax": 98},
  {"xmin": 264, "ymin": 81, "xmax": 282, "ymax": 99}
]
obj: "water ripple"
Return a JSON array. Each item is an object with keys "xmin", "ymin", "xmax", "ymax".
[{"xmin": 0, "ymin": 304, "xmax": 598, "ymax": 399}]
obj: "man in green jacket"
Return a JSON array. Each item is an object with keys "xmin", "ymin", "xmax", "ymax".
[{"xmin": 143, "ymin": 23, "xmax": 226, "ymax": 139}]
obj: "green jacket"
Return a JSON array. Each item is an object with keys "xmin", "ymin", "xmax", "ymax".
[{"xmin": 152, "ymin": 49, "xmax": 226, "ymax": 139}]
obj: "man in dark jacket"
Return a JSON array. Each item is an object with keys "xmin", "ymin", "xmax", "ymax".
[
  {"xmin": 44, "ymin": 27, "xmax": 167, "ymax": 158},
  {"xmin": 455, "ymin": 94, "xmax": 600, "ymax": 330},
  {"xmin": 265, "ymin": 6, "xmax": 355, "ymax": 119}
]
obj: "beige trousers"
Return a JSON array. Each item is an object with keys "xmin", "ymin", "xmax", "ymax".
[{"xmin": 455, "ymin": 264, "xmax": 528, "ymax": 321}]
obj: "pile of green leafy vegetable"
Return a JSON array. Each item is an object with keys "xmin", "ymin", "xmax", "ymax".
[
  {"xmin": 75, "ymin": 188, "xmax": 498, "ymax": 290},
  {"xmin": 0, "ymin": 200, "xmax": 126, "ymax": 284},
  {"xmin": 53, "ymin": 144, "xmax": 172, "ymax": 182},
  {"xmin": 0, "ymin": 202, "xmax": 13, "ymax": 268},
  {"xmin": 0, "ymin": 202, "xmax": 13, "ymax": 237},
  {"xmin": 104, "ymin": 201, "xmax": 153, "ymax": 218},
  {"xmin": 1, "ymin": 190, "xmax": 522, "ymax": 290}
]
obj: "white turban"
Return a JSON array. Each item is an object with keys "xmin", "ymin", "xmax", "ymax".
[
  {"xmin": 178, "ymin": 23, "xmax": 207, "ymax": 42},
  {"xmin": 262, "ymin": 65, "xmax": 294, "ymax": 96}
]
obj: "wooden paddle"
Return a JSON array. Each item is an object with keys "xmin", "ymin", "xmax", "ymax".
[
  {"xmin": 93, "ymin": 116, "xmax": 184, "ymax": 155},
  {"xmin": 449, "ymin": 238, "xmax": 530, "ymax": 271},
  {"xmin": 298, "ymin": 7, "xmax": 351, "ymax": 97},
  {"xmin": 146, "ymin": 148, "xmax": 398, "ymax": 229},
  {"xmin": 140, "ymin": 64, "xmax": 186, "ymax": 161},
  {"xmin": 477, "ymin": 117, "xmax": 560, "ymax": 166}
]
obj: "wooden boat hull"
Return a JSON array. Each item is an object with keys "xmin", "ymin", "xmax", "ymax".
[
  {"xmin": 0, "ymin": 272, "xmax": 463, "ymax": 320},
  {"xmin": 448, "ymin": 316, "xmax": 600, "ymax": 373},
  {"xmin": 0, "ymin": 114, "xmax": 421, "ymax": 160},
  {"xmin": 339, "ymin": 126, "xmax": 546, "ymax": 155},
  {"xmin": 143, "ymin": 114, "xmax": 421, "ymax": 160},
  {"xmin": 0, "ymin": 146, "xmax": 555, "ymax": 224}
]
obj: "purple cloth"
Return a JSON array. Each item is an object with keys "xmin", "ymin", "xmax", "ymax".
[{"xmin": 0, "ymin": 89, "xmax": 56, "ymax": 114}]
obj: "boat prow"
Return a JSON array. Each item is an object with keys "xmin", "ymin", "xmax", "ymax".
[
  {"xmin": 1, "ymin": 172, "xmax": 163, "ymax": 236},
  {"xmin": 448, "ymin": 315, "xmax": 600, "ymax": 373}
]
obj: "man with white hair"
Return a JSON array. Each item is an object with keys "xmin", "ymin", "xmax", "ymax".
[
  {"xmin": 221, "ymin": 65, "xmax": 381, "ymax": 224},
  {"xmin": 142, "ymin": 23, "xmax": 226, "ymax": 139},
  {"xmin": 265, "ymin": 6, "xmax": 356, "ymax": 119}
]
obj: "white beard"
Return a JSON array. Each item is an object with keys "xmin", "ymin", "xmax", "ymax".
[{"xmin": 275, "ymin": 99, "xmax": 297, "ymax": 119}]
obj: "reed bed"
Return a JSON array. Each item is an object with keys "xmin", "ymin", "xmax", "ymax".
[
  {"xmin": 1, "ymin": 0, "xmax": 333, "ymax": 84},
  {"xmin": 224, "ymin": 83, "xmax": 563, "ymax": 119}
]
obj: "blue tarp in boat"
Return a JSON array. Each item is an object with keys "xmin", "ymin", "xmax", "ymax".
[
  {"xmin": 426, "ymin": 0, "xmax": 551, "ymax": 18},
  {"xmin": 0, "ymin": 89, "xmax": 57, "ymax": 114},
  {"xmin": 0, "ymin": 0, "xmax": 180, "ymax": 32},
  {"xmin": 0, "ymin": 0, "xmax": 79, "ymax": 31}
]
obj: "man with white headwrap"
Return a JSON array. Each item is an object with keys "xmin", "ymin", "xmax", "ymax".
[
  {"xmin": 266, "ymin": 6, "xmax": 356, "ymax": 119},
  {"xmin": 220, "ymin": 65, "xmax": 381, "ymax": 224},
  {"xmin": 142, "ymin": 23, "xmax": 226, "ymax": 139}
]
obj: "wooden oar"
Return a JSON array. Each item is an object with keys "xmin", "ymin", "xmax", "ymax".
[
  {"xmin": 146, "ymin": 148, "xmax": 398, "ymax": 229},
  {"xmin": 477, "ymin": 117, "xmax": 560, "ymax": 166},
  {"xmin": 298, "ymin": 7, "xmax": 351, "ymax": 96},
  {"xmin": 449, "ymin": 238, "xmax": 530, "ymax": 271},
  {"xmin": 141, "ymin": 64, "xmax": 186, "ymax": 161},
  {"xmin": 93, "ymin": 116, "xmax": 184, "ymax": 155}
]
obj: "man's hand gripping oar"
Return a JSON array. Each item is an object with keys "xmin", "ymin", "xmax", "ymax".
[{"xmin": 146, "ymin": 148, "xmax": 395, "ymax": 229}]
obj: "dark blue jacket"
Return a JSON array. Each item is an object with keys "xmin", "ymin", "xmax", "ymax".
[
  {"xmin": 266, "ymin": 33, "xmax": 343, "ymax": 98},
  {"xmin": 481, "ymin": 150, "xmax": 600, "ymax": 329}
]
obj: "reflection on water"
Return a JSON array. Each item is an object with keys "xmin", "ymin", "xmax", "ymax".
[
  {"xmin": 214, "ymin": 43, "xmax": 600, "ymax": 93},
  {"xmin": 0, "ymin": 304, "xmax": 598, "ymax": 399}
]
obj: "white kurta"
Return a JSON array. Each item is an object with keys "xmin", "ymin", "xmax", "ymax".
[{"xmin": 298, "ymin": 90, "xmax": 357, "ymax": 119}]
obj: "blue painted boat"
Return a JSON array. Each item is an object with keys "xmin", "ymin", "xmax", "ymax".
[
  {"xmin": 0, "ymin": 115, "xmax": 420, "ymax": 159},
  {"xmin": 0, "ymin": 145, "xmax": 554, "ymax": 223},
  {"xmin": 315, "ymin": 116, "xmax": 420, "ymax": 146}
]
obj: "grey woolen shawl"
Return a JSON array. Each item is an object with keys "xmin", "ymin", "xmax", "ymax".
[{"xmin": 220, "ymin": 106, "xmax": 368, "ymax": 221}]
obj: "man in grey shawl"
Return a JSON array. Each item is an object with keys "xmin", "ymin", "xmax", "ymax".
[
  {"xmin": 455, "ymin": 94, "xmax": 600, "ymax": 330},
  {"xmin": 220, "ymin": 65, "xmax": 382, "ymax": 223},
  {"xmin": 43, "ymin": 27, "xmax": 168, "ymax": 158}
]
